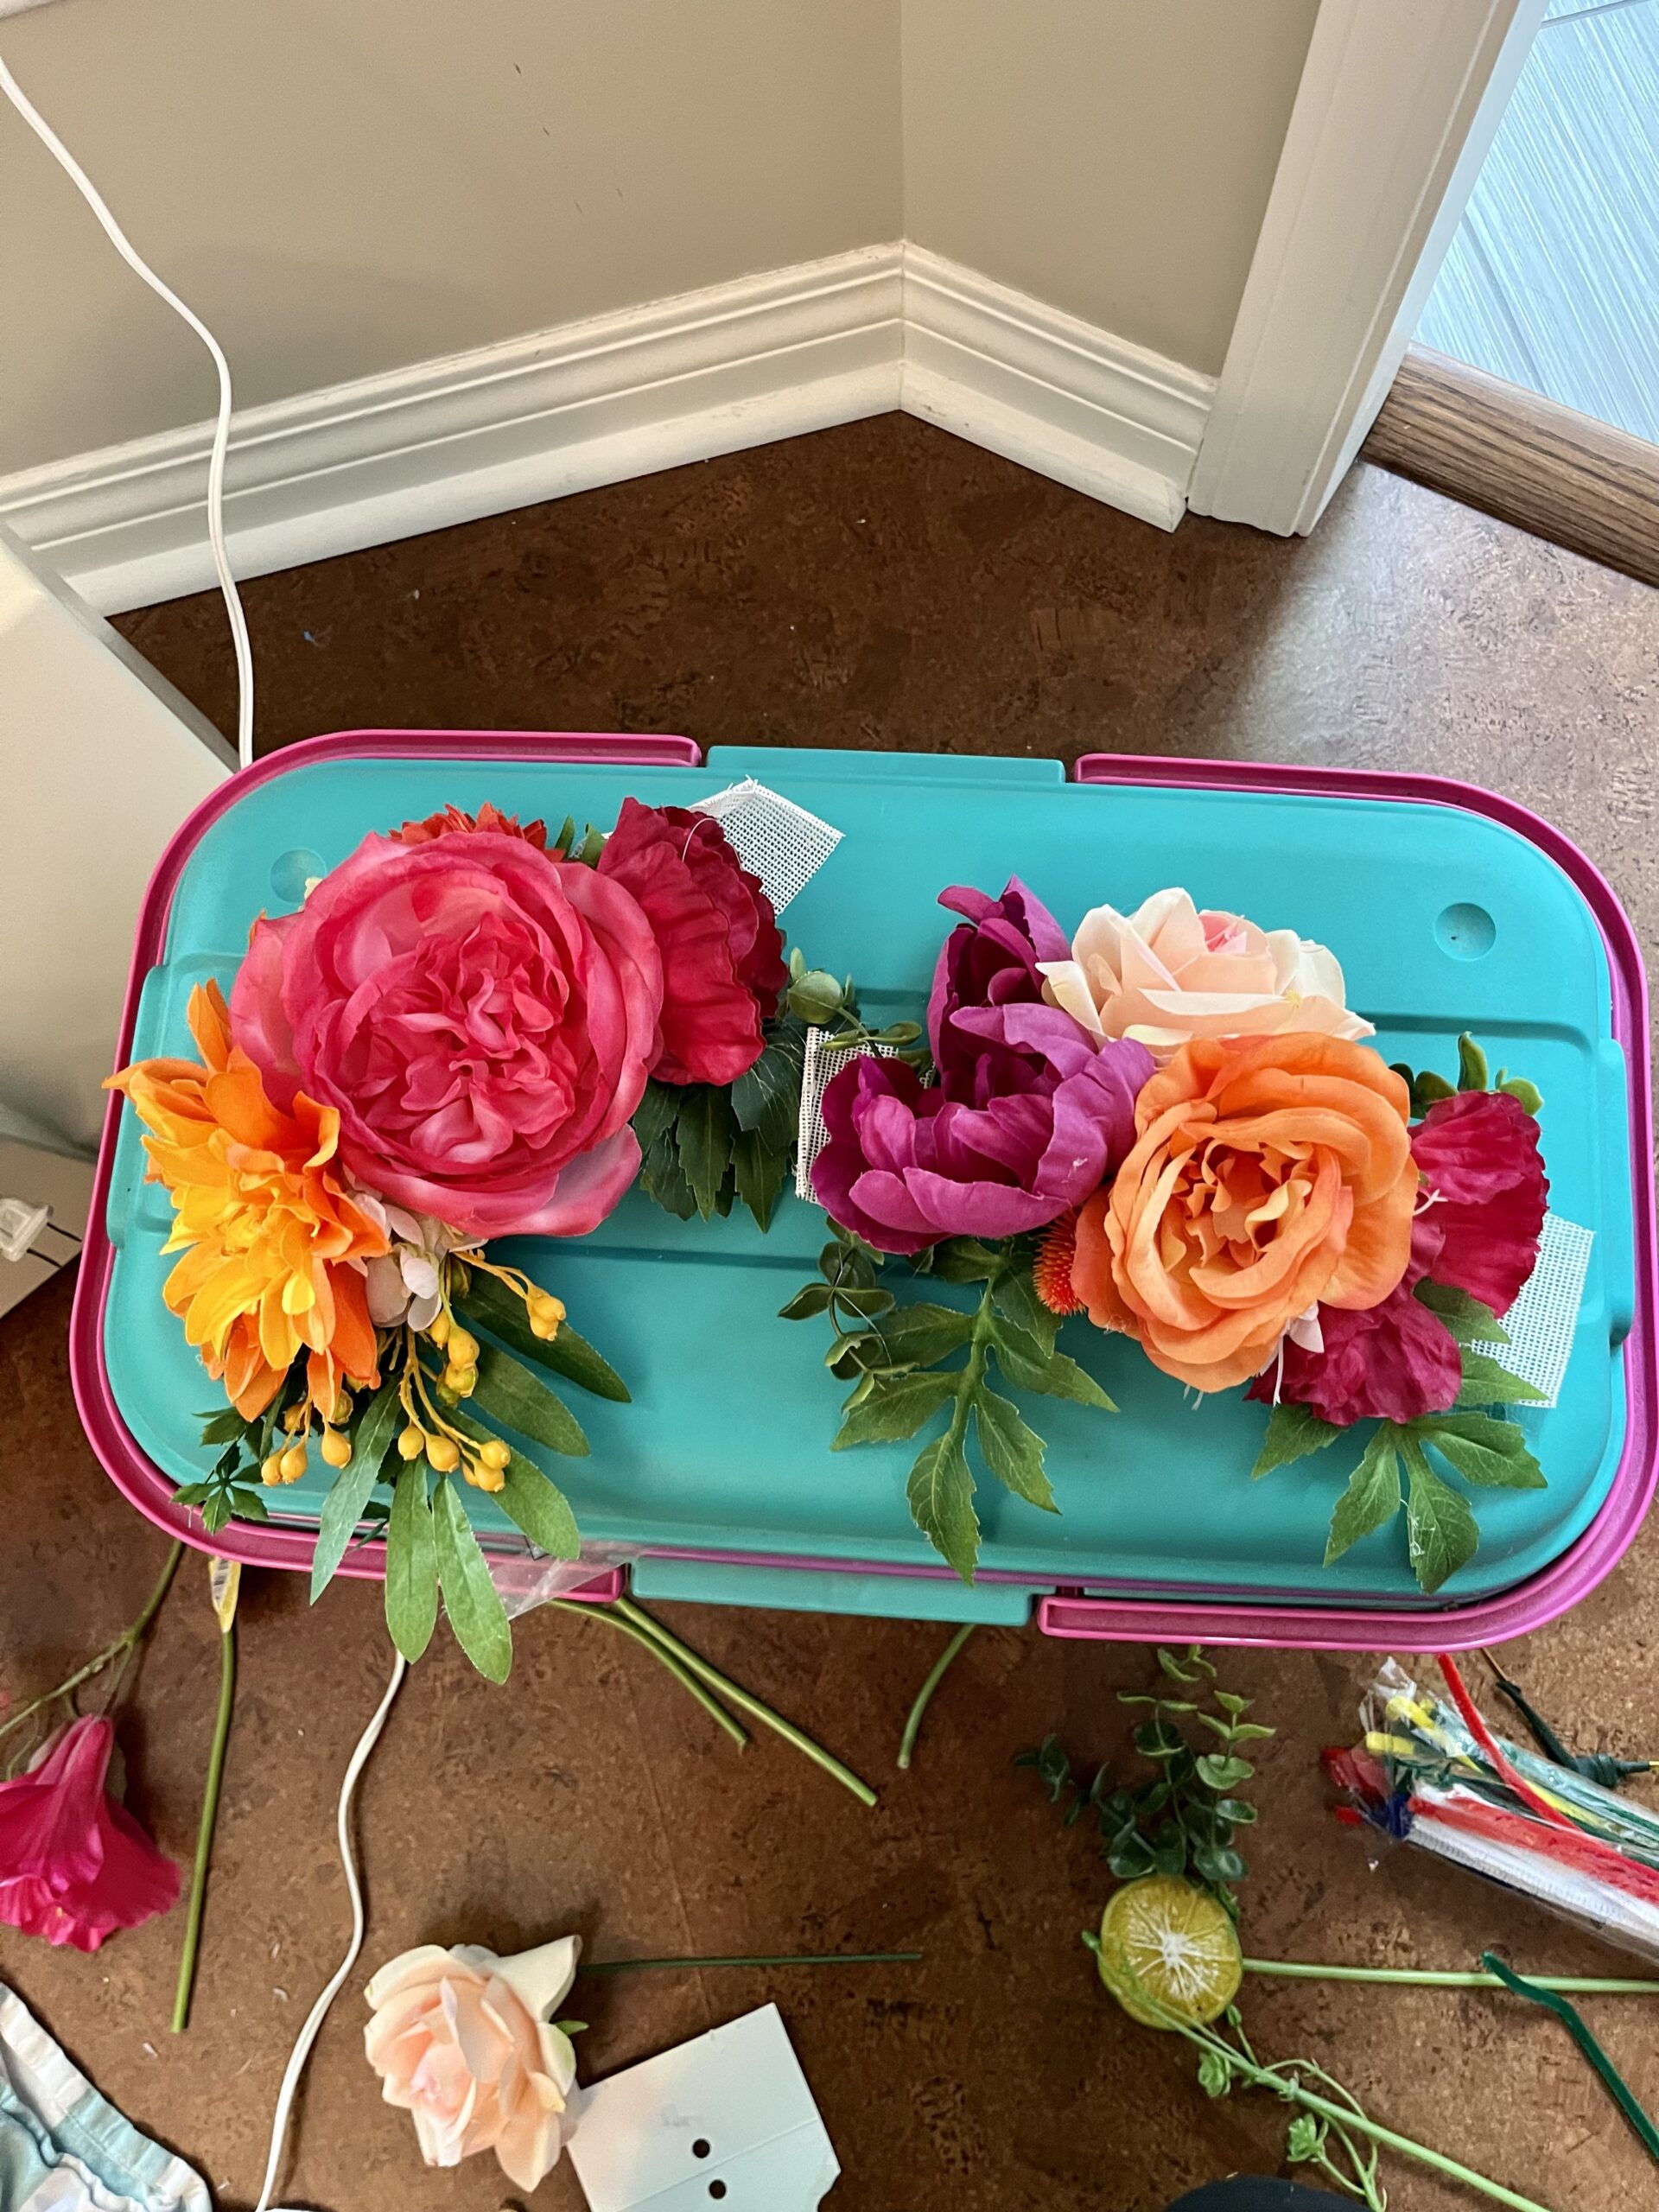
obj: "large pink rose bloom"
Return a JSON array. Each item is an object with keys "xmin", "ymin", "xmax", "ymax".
[{"xmin": 232, "ymin": 832, "xmax": 664, "ymax": 1239}]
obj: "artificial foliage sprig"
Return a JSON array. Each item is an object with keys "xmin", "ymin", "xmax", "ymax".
[
  {"xmin": 1017, "ymin": 1646, "xmax": 1274, "ymax": 1915},
  {"xmin": 781, "ymin": 1227, "xmax": 1115, "ymax": 1580}
]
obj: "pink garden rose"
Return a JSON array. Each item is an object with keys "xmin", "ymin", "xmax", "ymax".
[
  {"xmin": 0, "ymin": 1717, "xmax": 180, "ymax": 1952},
  {"xmin": 365, "ymin": 1936, "xmax": 581, "ymax": 2190},
  {"xmin": 595, "ymin": 798, "xmax": 787, "ymax": 1084},
  {"xmin": 232, "ymin": 831, "xmax": 664, "ymax": 1240}
]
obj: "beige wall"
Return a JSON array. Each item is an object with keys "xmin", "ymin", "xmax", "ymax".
[
  {"xmin": 902, "ymin": 0, "xmax": 1319, "ymax": 376},
  {"xmin": 0, "ymin": 0, "xmax": 903, "ymax": 473}
]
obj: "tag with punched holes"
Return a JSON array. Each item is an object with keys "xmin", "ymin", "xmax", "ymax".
[{"xmin": 566, "ymin": 2004, "xmax": 838, "ymax": 2212}]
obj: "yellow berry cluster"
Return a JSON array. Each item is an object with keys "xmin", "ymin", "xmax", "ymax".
[{"xmin": 261, "ymin": 1390, "xmax": 353, "ymax": 1486}]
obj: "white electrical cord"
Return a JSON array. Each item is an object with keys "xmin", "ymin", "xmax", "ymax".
[
  {"xmin": 254, "ymin": 1652, "xmax": 406, "ymax": 2212},
  {"xmin": 0, "ymin": 49, "xmax": 256, "ymax": 767}
]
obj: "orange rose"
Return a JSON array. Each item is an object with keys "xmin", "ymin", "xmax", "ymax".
[{"xmin": 1071, "ymin": 1033, "xmax": 1415, "ymax": 1392}]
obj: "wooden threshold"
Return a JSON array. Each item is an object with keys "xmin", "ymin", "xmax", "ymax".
[{"xmin": 1363, "ymin": 345, "xmax": 1659, "ymax": 590}]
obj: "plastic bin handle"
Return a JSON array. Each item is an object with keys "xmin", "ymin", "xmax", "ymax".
[{"xmin": 631, "ymin": 1556, "xmax": 1036, "ymax": 1625}]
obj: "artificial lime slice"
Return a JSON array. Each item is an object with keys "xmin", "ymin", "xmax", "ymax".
[{"xmin": 1095, "ymin": 1875, "xmax": 1243, "ymax": 2028}]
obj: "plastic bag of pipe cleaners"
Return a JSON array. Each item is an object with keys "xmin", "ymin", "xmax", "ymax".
[{"xmin": 1325, "ymin": 1657, "xmax": 1659, "ymax": 1966}]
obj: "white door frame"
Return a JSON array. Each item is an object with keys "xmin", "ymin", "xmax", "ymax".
[{"xmin": 1188, "ymin": 0, "xmax": 1549, "ymax": 537}]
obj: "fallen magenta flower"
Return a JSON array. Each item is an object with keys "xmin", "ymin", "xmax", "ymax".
[{"xmin": 0, "ymin": 1717, "xmax": 181, "ymax": 1954}]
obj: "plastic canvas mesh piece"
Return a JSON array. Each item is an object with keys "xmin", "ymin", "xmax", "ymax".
[
  {"xmin": 795, "ymin": 1028, "xmax": 902, "ymax": 1200},
  {"xmin": 1500, "ymin": 1212, "xmax": 1595, "ymax": 1409},
  {"xmin": 692, "ymin": 778, "xmax": 843, "ymax": 913}
]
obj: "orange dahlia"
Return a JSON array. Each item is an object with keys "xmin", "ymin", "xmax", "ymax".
[{"xmin": 108, "ymin": 982, "xmax": 388, "ymax": 1420}]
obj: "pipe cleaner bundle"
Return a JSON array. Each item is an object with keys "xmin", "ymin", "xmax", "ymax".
[{"xmin": 1329, "ymin": 1658, "xmax": 1659, "ymax": 1966}]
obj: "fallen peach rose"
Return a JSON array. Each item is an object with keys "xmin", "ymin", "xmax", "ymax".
[
  {"xmin": 1071, "ymin": 1033, "xmax": 1415, "ymax": 1392},
  {"xmin": 365, "ymin": 1935, "xmax": 580, "ymax": 2190},
  {"xmin": 1040, "ymin": 888, "xmax": 1373, "ymax": 1063}
]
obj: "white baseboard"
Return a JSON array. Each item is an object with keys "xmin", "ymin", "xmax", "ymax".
[{"xmin": 0, "ymin": 243, "xmax": 1214, "ymax": 614}]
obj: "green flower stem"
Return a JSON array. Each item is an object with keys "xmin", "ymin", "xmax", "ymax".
[
  {"xmin": 546, "ymin": 1600, "xmax": 749, "ymax": 1751},
  {"xmin": 1245, "ymin": 1957, "xmax": 1659, "ymax": 1996},
  {"xmin": 898, "ymin": 1624, "xmax": 976, "ymax": 1770},
  {"xmin": 613, "ymin": 1598, "xmax": 877, "ymax": 1808},
  {"xmin": 0, "ymin": 1541, "xmax": 182, "ymax": 1745},
  {"xmin": 582, "ymin": 1950, "xmax": 921, "ymax": 1974},
  {"xmin": 171, "ymin": 1614, "xmax": 235, "ymax": 2035}
]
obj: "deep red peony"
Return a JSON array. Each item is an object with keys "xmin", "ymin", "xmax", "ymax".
[
  {"xmin": 0, "ymin": 1717, "xmax": 180, "ymax": 1952},
  {"xmin": 595, "ymin": 799, "xmax": 787, "ymax": 1085},
  {"xmin": 1410, "ymin": 1088, "xmax": 1548, "ymax": 1317},
  {"xmin": 1247, "ymin": 1278, "xmax": 1463, "ymax": 1427}
]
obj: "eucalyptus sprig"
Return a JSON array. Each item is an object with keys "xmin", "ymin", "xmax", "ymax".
[
  {"xmin": 781, "ymin": 1227, "xmax": 1115, "ymax": 1580},
  {"xmin": 1018, "ymin": 1646, "xmax": 1274, "ymax": 1915}
]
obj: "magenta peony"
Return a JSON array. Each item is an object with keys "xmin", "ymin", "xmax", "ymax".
[
  {"xmin": 812, "ymin": 880, "xmax": 1153, "ymax": 1255},
  {"xmin": 232, "ymin": 830, "xmax": 664, "ymax": 1240},
  {"xmin": 0, "ymin": 1718, "xmax": 180, "ymax": 1952},
  {"xmin": 595, "ymin": 799, "xmax": 786, "ymax": 1084},
  {"xmin": 1411, "ymin": 1088, "xmax": 1548, "ymax": 1317}
]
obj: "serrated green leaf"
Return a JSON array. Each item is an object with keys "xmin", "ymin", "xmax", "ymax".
[
  {"xmin": 470, "ymin": 1345, "xmax": 589, "ymax": 1458},
  {"xmin": 1250, "ymin": 1401, "xmax": 1342, "ymax": 1479},
  {"xmin": 385, "ymin": 1464, "xmax": 438, "ymax": 1662},
  {"xmin": 906, "ymin": 1427, "xmax": 979, "ymax": 1581},
  {"xmin": 973, "ymin": 1385, "xmax": 1057, "ymax": 1511},
  {"xmin": 930, "ymin": 1238, "xmax": 1006, "ymax": 1284},
  {"xmin": 197, "ymin": 1407, "xmax": 251, "ymax": 1446},
  {"xmin": 1414, "ymin": 1281, "xmax": 1508, "ymax": 1344},
  {"xmin": 455, "ymin": 1272, "xmax": 629, "ymax": 1401},
  {"xmin": 988, "ymin": 1317, "xmax": 1116, "ymax": 1409},
  {"xmin": 991, "ymin": 1266, "xmax": 1059, "ymax": 1354},
  {"xmin": 639, "ymin": 1126, "xmax": 698, "ymax": 1218},
  {"xmin": 172, "ymin": 1482, "xmax": 213, "ymax": 1507},
  {"xmin": 731, "ymin": 1126, "xmax": 790, "ymax": 1231},
  {"xmin": 1414, "ymin": 1409, "xmax": 1546, "ymax": 1490},
  {"xmin": 631, "ymin": 1077, "xmax": 681, "ymax": 1160},
  {"xmin": 1402, "ymin": 1437, "xmax": 1479, "ymax": 1594},
  {"xmin": 1457, "ymin": 1033, "xmax": 1491, "ymax": 1091},
  {"xmin": 432, "ymin": 1478, "xmax": 513, "ymax": 1682},
  {"xmin": 874, "ymin": 1301, "xmax": 976, "ymax": 1368},
  {"xmin": 834, "ymin": 1370, "xmax": 957, "ymax": 1448},
  {"xmin": 310, "ymin": 1376, "xmax": 403, "ymax": 1602},
  {"xmin": 779, "ymin": 1281, "xmax": 833, "ymax": 1320},
  {"xmin": 493, "ymin": 1459, "xmax": 581, "ymax": 1560},
  {"xmin": 1324, "ymin": 1428, "xmax": 1403, "ymax": 1565},
  {"xmin": 730, "ymin": 1018, "xmax": 806, "ymax": 1150},
  {"xmin": 202, "ymin": 1493, "xmax": 231, "ymax": 1535},
  {"xmin": 1457, "ymin": 1347, "xmax": 1547, "ymax": 1408},
  {"xmin": 674, "ymin": 1085, "xmax": 735, "ymax": 1217},
  {"xmin": 230, "ymin": 1487, "xmax": 270, "ymax": 1522}
]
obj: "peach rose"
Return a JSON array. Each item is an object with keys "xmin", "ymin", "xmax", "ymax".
[
  {"xmin": 1071, "ymin": 1033, "xmax": 1415, "ymax": 1392},
  {"xmin": 365, "ymin": 1935, "xmax": 580, "ymax": 2190},
  {"xmin": 1039, "ymin": 888, "xmax": 1373, "ymax": 1063}
]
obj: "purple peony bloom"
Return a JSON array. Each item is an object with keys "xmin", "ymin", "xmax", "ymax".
[{"xmin": 811, "ymin": 880, "xmax": 1154, "ymax": 1255}]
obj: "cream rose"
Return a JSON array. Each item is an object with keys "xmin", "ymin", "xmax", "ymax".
[
  {"xmin": 364, "ymin": 1935, "xmax": 581, "ymax": 2190},
  {"xmin": 1039, "ymin": 887, "xmax": 1372, "ymax": 1063}
]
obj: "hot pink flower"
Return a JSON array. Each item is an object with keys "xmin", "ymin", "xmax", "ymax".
[
  {"xmin": 1247, "ymin": 1277, "xmax": 1463, "ymax": 1427},
  {"xmin": 595, "ymin": 799, "xmax": 786, "ymax": 1084},
  {"xmin": 1412, "ymin": 1089, "xmax": 1548, "ymax": 1317},
  {"xmin": 232, "ymin": 831, "xmax": 664, "ymax": 1240},
  {"xmin": 0, "ymin": 1718, "xmax": 180, "ymax": 1953}
]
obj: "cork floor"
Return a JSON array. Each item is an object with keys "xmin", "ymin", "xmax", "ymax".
[{"xmin": 6, "ymin": 416, "xmax": 1659, "ymax": 2211}]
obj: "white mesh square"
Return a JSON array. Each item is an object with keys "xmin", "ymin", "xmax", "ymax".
[
  {"xmin": 692, "ymin": 778, "xmax": 842, "ymax": 913},
  {"xmin": 795, "ymin": 1028, "xmax": 903, "ymax": 1200},
  {"xmin": 1498, "ymin": 1212, "xmax": 1595, "ymax": 1408}
]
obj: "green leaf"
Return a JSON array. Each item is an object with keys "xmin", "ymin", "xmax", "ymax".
[
  {"xmin": 930, "ymin": 1238, "xmax": 1006, "ymax": 1284},
  {"xmin": 1402, "ymin": 1437, "xmax": 1479, "ymax": 1594},
  {"xmin": 432, "ymin": 1478, "xmax": 513, "ymax": 1683},
  {"xmin": 1157, "ymin": 1647, "xmax": 1198, "ymax": 1683},
  {"xmin": 1414, "ymin": 1409, "xmax": 1546, "ymax": 1490},
  {"xmin": 906, "ymin": 1427, "xmax": 980, "ymax": 1581},
  {"xmin": 456, "ymin": 1272, "xmax": 629, "ymax": 1401},
  {"xmin": 731, "ymin": 1127, "xmax": 790, "ymax": 1231},
  {"xmin": 1107, "ymin": 1828, "xmax": 1157, "ymax": 1880},
  {"xmin": 639, "ymin": 1127, "xmax": 698, "ymax": 1218},
  {"xmin": 385, "ymin": 1464, "xmax": 439, "ymax": 1662},
  {"xmin": 1457, "ymin": 1033, "xmax": 1491, "ymax": 1091},
  {"xmin": 1324, "ymin": 1428, "xmax": 1403, "ymax": 1565},
  {"xmin": 1250, "ymin": 1401, "xmax": 1342, "ymax": 1479},
  {"xmin": 1414, "ymin": 1281, "xmax": 1508, "ymax": 1344},
  {"xmin": 230, "ymin": 1487, "xmax": 270, "ymax": 1522},
  {"xmin": 173, "ymin": 1482, "xmax": 213, "ymax": 1507},
  {"xmin": 874, "ymin": 1301, "xmax": 976, "ymax": 1368},
  {"xmin": 470, "ymin": 1345, "xmax": 589, "ymax": 1458},
  {"xmin": 675, "ymin": 1085, "xmax": 735, "ymax": 1218},
  {"xmin": 310, "ymin": 1376, "xmax": 403, "ymax": 1603},
  {"xmin": 834, "ymin": 1283, "xmax": 896, "ymax": 1319},
  {"xmin": 1134, "ymin": 1719, "xmax": 1186, "ymax": 1762},
  {"xmin": 991, "ymin": 1266, "xmax": 1059, "ymax": 1354},
  {"xmin": 631, "ymin": 1077, "xmax": 682, "ymax": 1160},
  {"xmin": 495, "ymin": 1459, "xmax": 581, "ymax": 1560},
  {"xmin": 779, "ymin": 1281, "xmax": 833, "ymax": 1320},
  {"xmin": 1212, "ymin": 1689, "xmax": 1250, "ymax": 1714},
  {"xmin": 1498, "ymin": 1074, "xmax": 1543, "ymax": 1116},
  {"xmin": 1457, "ymin": 1347, "xmax": 1546, "ymax": 1408},
  {"xmin": 1221, "ymin": 1722, "xmax": 1275, "ymax": 1743},
  {"xmin": 1147, "ymin": 1819, "xmax": 1188, "ymax": 1877},
  {"xmin": 1287, "ymin": 2114, "xmax": 1323, "ymax": 2163},
  {"xmin": 836, "ymin": 1370, "xmax": 957, "ymax": 1449},
  {"xmin": 988, "ymin": 1317, "xmax": 1116, "ymax": 1410},
  {"xmin": 1198, "ymin": 2048, "xmax": 1234, "ymax": 2100},
  {"xmin": 973, "ymin": 1385, "xmax": 1057, "ymax": 1511},
  {"xmin": 1212, "ymin": 1797, "xmax": 1257, "ymax": 1826},
  {"xmin": 197, "ymin": 1407, "xmax": 251, "ymax": 1446},
  {"xmin": 201, "ymin": 1493, "xmax": 231, "ymax": 1535},
  {"xmin": 1196, "ymin": 1753, "xmax": 1253, "ymax": 1791},
  {"xmin": 730, "ymin": 1018, "xmax": 807, "ymax": 1150},
  {"xmin": 1192, "ymin": 1843, "xmax": 1247, "ymax": 1886}
]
